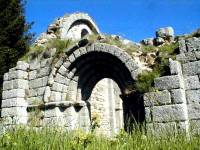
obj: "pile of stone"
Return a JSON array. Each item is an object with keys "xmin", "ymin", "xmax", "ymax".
[
  {"xmin": 141, "ymin": 27, "xmax": 175, "ymax": 46},
  {"xmin": 34, "ymin": 17, "xmax": 65, "ymax": 46}
]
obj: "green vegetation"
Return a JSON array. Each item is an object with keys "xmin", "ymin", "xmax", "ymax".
[
  {"xmin": 21, "ymin": 39, "xmax": 75, "ymax": 62},
  {"xmin": 0, "ymin": 126, "xmax": 199, "ymax": 150},
  {"xmin": 133, "ymin": 42, "xmax": 179, "ymax": 93}
]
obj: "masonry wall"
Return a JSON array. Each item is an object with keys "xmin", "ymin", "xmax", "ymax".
[
  {"xmin": 1, "ymin": 50, "xmax": 124, "ymax": 135},
  {"xmin": 144, "ymin": 37, "xmax": 200, "ymax": 135}
]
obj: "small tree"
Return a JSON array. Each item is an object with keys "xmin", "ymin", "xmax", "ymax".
[{"xmin": 0, "ymin": 0, "xmax": 33, "ymax": 104}]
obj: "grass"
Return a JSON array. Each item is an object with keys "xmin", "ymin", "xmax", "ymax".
[
  {"xmin": 0, "ymin": 125, "xmax": 200, "ymax": 150},
  {"xmin": 20, "ymin": 39, "xmax": 75, "ymax": 62}
]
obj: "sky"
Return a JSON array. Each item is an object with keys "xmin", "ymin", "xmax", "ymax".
[{"xmin": 25, "ymin": 0, "xmax": 200, "ymax": 42}]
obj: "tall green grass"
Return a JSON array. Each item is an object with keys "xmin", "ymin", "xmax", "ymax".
[{"xmin": 0, "ymin": 126, "xmax": 200, "ymax": 150}]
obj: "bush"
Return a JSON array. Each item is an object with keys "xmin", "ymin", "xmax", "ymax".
[{"xmin": 134, "ymin": 70, "xmax": 160, "ymax": 93}]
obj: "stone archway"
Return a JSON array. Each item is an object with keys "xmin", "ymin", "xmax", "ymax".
[{"xmin": 49, "ymin": 43, "xmax": 144, "ymax": 134}]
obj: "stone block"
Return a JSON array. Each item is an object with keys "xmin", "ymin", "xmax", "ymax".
[
  {"xmin": 184, "ymin": 76, "xmax": 200, "ymax": 90},
  {"xmin": 186, "ymin": 52, "xmax": 197, "ymax": 61},
  {"xmin": 55, "ymin": 73, "xmax": 69, "ymax": 85},
  {"xmin": 61, "ymin": 93, "xmax": 67, "ymax": 101},
  {"xmin": 44, "ymin": 107, "xmax": 62, "ymax": 118},
  {"xmin": 79, "ymin": 47, "xmax": 87, "ymax": 55},
  {"xmin": 3, "ymin": 116, "xmax": 27, "ymax": 125},
  {"xmin": 169, "ymin": 59, "xmax": 182, "ymax": 75},
  {"xmin": 1, "ymin": 107, "xmax": 27, "ymax": 117},
  {"xmin": 186, "ymin": 37, "xmax": 200, "ymax": 52},
  {"xmin": 66, "ymin": 71, "xmax": 74, "ymax": 79},
  {"xmin": 50, "ymin": 91, "xmax": 62, "ymax": 101},
  {"xmin": 186, "ymin": 89, "xmax": 200, "ymax": 104},
  {"xmin": 152, "ymin": 104, "xmax": 188, "ymax": 122},
  {"xmin": 2, "ymin": 89, "xmax": 25, "ymax": 100},
  {"xmin": 125, "ymin": 59, "xmax": 138, "ymax": 72},
  {"xmin": 144, "ymin": 90, "xmax": 171, "ymax": 106},
  {"xmin": 37, "ymin": 87, "xmax": 46, "ymax": 96},
  {"xmin": 176, "ymin": 121, "xmax": 189, "ymax": 133},
  {"xmin": 13, "ymin": 79, "xmax": 28, "ymax": 89},
  {"xmin": 171, "ymin": 89, "xmax": 186, "ymax": 104},
  {"xmin": 1, "ymin": 98, "xmax": 27, "ymax": 108},
  {"xmin": 28, "ymin": 89, "xmax": 37, "ymax": 97},
  {"xmin": 154, "ymin": 75, "xmax": 184, "ymax": 90},
  {"xmin": 3, "ymin": 79, "xmax": 28, "ymax": 90},
  {"xmin": 58, "ymin": 65, "xmax": 67, "ymax": 76},
  {"xmin": 44, "ymin": 86, "xmax": 51, "ymax": 102},
  {"xmin": 73, "ymin": 49, "xmax": 81, "ymax": 58},
  {"xmin": 63, "ymin": 61, "xmax": 71, "ymax": 69},
  {"xmin": 190, "ymin": 120, "xmax": 200, "ymax": 134},
  {"xmin": 29, "ymin": 77, "xmax": 48, "ymax": 89},
  {"xmin": 8, "ymin": 70, "xmax": 28, "ymax": 80},
  {"xmin": 37, "ymin": 67, "xmax": 51, "ymax": 78},
  {"xmin": 176, "ymin": 52, "xmax": 197, "ymax": 63},
  {"xmin": 195, "ymin": 51, "xmax": 200, "ymax": 60},
  {"xmin": 183, "ymin": 61, "xmax": 200, "ymax": 76},
  {"xmin": 16, "ymin": 61, "xmax": 29, "ymax": 71},
  {"xmin": 43, "ymin": 117, "xmax": 64, "ymax": 126},
  {"xmin": 68, "ymin": 54, "xmax": 76, "ymax": 63},
  {"xmin": 178, "ymin": 39, "xmax": 187, "ymax": 53},
  {"xmin": 188, "ymin": 104, "xmax": 200, "ymax": 120},
  {"xmin": 29, "ymin": 70, "xmax": 37, "ymax": 80},
  {"xmin": 52, "ymin": 82, "xmax": 63, "ymax": 92},
  {"xmin": 55, "ymin": 57, "xmax": 64, "ymax": 68},
  {"xmin": 176, "ymin": 54, "xmax": 187, "ymax": 63},
  {"xmin": 147, "ymin": 122, "xmax": 177, "ymax": 136},
  {"xmin": 3, "ymin": 81, "xmax": 13, "ymax": 90}
]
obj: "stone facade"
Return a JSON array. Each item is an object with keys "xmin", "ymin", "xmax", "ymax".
[
  {"xmin": 145, "ymin": 37, "xmax": 200, "ymax": 135},
  {"xmin": 1, "ymin": 12, "xmax": 200, "ymax": 136},
  {"xmin": 1, "ymin": 13, "xmax": 141, "ymax": 136}
]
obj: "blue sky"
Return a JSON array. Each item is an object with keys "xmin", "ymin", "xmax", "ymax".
[{"xmin": 25, "ymin": 0, "xmax": 200, "ymax": 42}]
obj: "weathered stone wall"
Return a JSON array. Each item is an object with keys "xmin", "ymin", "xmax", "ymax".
[
  {"xmin": 1, "ymin": 41, "xmax": 140, "ymax": 135},
  {"xmin": 1, "ymin": 12, "xmax": 200, "ymax": 136},
  {"xmin": 144, "ymin": 37, "xmax": 200, "ymax": 135}
]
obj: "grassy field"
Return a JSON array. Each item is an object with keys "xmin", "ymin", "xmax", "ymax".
[{"xmin": 0, "ymin": 126, "xmax": 200, "ymax": 150}]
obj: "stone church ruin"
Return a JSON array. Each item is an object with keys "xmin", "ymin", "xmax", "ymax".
[{"xmin": 1, "ymin": 13, "xmax": 200, "ymax": 136}]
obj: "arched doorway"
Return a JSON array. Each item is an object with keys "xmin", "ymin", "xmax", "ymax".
[
  {"xmin": 90, "ymin": 78, "xmax": 123, "ymax": 135},
  {"xmin": 51, "ymin": 43, "xmax": 144, "ymax": 134}
]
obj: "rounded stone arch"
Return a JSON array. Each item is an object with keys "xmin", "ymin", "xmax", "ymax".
[
  {"xmin": 48, "ymin": 43, "xmax": 144, "ymax": 132},
  {"xmin": 60, "ymin": 13, "xmax": 100, "ymax": 40},
  {"xmin": 50, "ymin": 43, "xmax": 141, "ymax": 101}
]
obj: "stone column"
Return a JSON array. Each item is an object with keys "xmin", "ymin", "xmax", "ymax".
[
  {"xmin": 144, "ymin": 59, "xmax": 189, "ymax": 135},
  {"xmin": 1, "ymin": 61, "xmax": 29, "ymax": 126}
]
